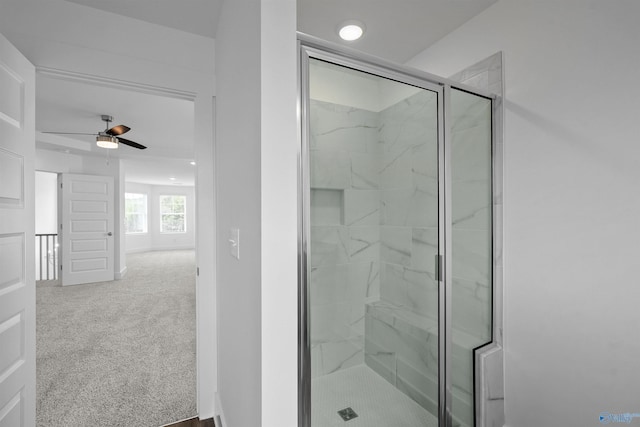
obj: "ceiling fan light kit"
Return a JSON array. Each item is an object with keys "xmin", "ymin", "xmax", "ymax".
[{"xmin": 96, "ymin": 134, "xmax": 118, "ymax": 149}]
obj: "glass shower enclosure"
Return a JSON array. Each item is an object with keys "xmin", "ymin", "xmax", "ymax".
[{"xmin": 299, "ymin": 38, "xmax": 494, "ymax": 427}]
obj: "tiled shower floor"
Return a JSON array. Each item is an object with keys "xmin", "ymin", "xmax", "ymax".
[{"xmin": 311, "ymin": 365, "xmax": 438, "ymax": 427}]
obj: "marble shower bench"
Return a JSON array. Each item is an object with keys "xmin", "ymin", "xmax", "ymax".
[{"xmin": 364, "ymin": 300, "xmax": 480, "ymax": 427}]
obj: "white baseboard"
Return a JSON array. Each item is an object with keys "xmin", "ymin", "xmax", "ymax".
[
  {"xmin": 115, "ymin": 266, "xmax": 127, "ymax": 280},
  {"xmin": 126, "ymin": 245, "xmax": 195, "ymax": 254},
  {"xmin": 126, "ymin": 247, "xmax": 149, "ymax": 254},
  {"xmin": 215, "ymin": 393, "xmax": 227, "ymax": 427}
]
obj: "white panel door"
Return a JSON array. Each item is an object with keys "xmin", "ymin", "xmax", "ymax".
[
  {"xmin": 59, "ymin": 173, "xmax": 115, "ymax": 286},
  {"xmin": 0, "ymin": 33, "xmax": 36, "ymax": 427}
]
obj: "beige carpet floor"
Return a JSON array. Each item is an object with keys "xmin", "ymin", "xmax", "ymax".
[{"xmin": 36, "ymin": 250, "xmax": 197, "ymax": 427}]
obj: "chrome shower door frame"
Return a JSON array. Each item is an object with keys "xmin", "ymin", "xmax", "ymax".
[{"xmin": 297, "ymin": 33, "xmax": 497, "ymax": 427}]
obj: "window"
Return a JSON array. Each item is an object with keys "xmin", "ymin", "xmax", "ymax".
[
  {"xmin": 125, "ymin": 193, "xmax": 147, "ymax": 234},
  {"xmin": 160, "ymin": 195, "xmax": 186, "ymax": 233}
]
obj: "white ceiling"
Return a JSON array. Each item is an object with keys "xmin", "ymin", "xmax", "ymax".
[
  {"xmin": 36, "ymin": 74, "xmax": 196, "ymax": 186},
  {"xmin": 33, "ymin": 0, "xmax": 497, "ymax": 186},
  {"xmin": 123, "ymin": 157, "xmax": 197, "ymax": 187},
  {"xmin": 63, "ymin": 0, "xmax": 224, "ymax": 39},
  {"xmin": 63, "ymin": 0, "xmax": 497, "ymax": 63},
  {"xmin": 298, "ymin": 0, "xmax": 498, "ymax": 63}
]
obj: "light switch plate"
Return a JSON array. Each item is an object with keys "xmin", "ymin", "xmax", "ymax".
[{"xmin": 229, "ymin": 228, "xmax": 240, "ymax": 260}]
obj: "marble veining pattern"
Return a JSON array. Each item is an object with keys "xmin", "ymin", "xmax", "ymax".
[
  {"xmin": 349, "ymin": 261, "xmax": 380, "ymax": 301},
  {"xmin": 349, "ymin": 227, "xmax": 380, "ymax": 263},
  {"xmin": 450, "ymin": 88, "xmax": 493, "ymax": 354},
  {"xmin": 380, "ymin": 188, "xmax": 438, "ymax": 228},
  {"xmin": 351, "ymin": 152, "xmax": 380, "ymax": 189},
  {"xmin": 381, "ymin": 226, "xmax": 412, "ymax": 267},
  {"xmin": 310, "ymin": 150, "xmax": 351, "ymax": 190},
  {"xmin": 411, "ymin": 228, "xmax": 439, "ymax": 274},
  {"xmin": 310, "ymin": 226, "xmax": 349, "ymax": 268},
  {"xmin": 364, "ymin": 301, "xmax": 476, "ymax": 427},
  {"xmin": 310, "ymin": 99, "xmax": 382, "ymax": 379},
  {"xmin": 310, "ymin": 101, "xmax": 379, "ymax": 154},
  {"xmin": 344, "ymin": 190, "xmax": 380, "ymax": 226},
  {"xmin": 380, "ymin": 145, "xmax": 413, "ymax": 190}
]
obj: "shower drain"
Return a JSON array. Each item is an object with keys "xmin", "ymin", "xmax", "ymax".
[{"xmin": 337, "ymin": 407, "xmax": 358, "ymax": 421}]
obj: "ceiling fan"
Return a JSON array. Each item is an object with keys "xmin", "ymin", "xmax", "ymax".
[{"xmin": 43, "ymin": 115, "xmax": 147, "ymax": 150}]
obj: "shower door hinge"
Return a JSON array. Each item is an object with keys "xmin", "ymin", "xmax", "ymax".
[{"xmin": 436, "ymin": 254, "xmax": 443, "ymax": 282}]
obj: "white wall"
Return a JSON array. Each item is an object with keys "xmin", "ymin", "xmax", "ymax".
[
  {"xmin": 310, "ymin": 61, "xmax": 422, "ymax": 112},
  {"xmin": 194, "ymin": 93, "xmax": 217, "ymax": 420},
  {"xmin": 260, "ymin": 1, "xmax": 298, "ymax": 426},
  {"xmin": 35, "ymin": 149, "xmax": 83, "ymax": 174},
  {"xmin": 215, "ymin": 0, "xmax": 297, "ymax": 426},
  {"xmin": 215, "ymin": 1, "xmax": 262, "ymax": 425},
  {"xmin": 408, "ymin": 1, "xmax": 640, "ymax": 426},
  {"xmin": 125, "ymin": 182, "xmax": 196, "ymax": 253},
  {"xmin": 0, "ymin": 0, "xmax": 215, "ymax": 94},
  {"xmin": 35, "ymin": 170, "xmax": 57, "ymax": 234}
]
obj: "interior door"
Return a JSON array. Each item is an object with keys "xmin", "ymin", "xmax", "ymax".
[
  {"xmin": 0, "ymin": 32, "xmax": 36, "ymax": 427},
  {"xmin": 59, "ymin": 173, "xmax": 115, "ymax": 286}
]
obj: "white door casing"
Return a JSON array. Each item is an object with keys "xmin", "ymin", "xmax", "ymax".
[
  {"xmin": 0, "ymin": 33, "xmax": 36, "ymax": 427},
  {"xmin": 59, "ymin": 173, "xmax": 115, "ymax": 286}
]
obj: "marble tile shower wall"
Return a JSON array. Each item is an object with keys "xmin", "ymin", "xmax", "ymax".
[
  {"xmin": 309, "ymin": 100, "xmax": 382, "ymax": 378},
  {"xmin": 309, "ymin": 93, "xmax": 440, "ymax": 380},
  {"xmin": 364, "ymin": 91, "xmax": 447, "ymax": 421},
  {"xmin": 450, "ymin": 90, "xmax": 492, "ymax": 345},
  {"xmin": 449, "ymin": 90, "xmax": 493, "ymax": 427},
  {"xmin": 378, "ymin": 91, "xmax": 439, "ymax": 321}
]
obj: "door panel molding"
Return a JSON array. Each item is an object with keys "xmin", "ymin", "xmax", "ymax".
[
  {"xmin": 0, "ymin": 149, "xmax": 24, "ymax": 207},
  {"xmin": 0, "ymin": 31, "xmax": 35, "ymax": 427},
  {"xmin": 60, "ymin": 173, "xmax": 115, "ymax": 286},
  {"xmin": 0, "ymin": 60, "xmax": 24, "ymax": 128}
]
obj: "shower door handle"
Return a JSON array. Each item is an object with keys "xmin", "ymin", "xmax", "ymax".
[{"xmin": 435, "ymin": 254, "xmax": 443, "ymax": 282}]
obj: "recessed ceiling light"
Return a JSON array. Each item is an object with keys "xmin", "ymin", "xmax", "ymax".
[
  {"xmin": 338, "ymin": 21, "xmax": 365, "ymax": 41},
  {"xmin": 190, "ymin": 161, "xmax": 196, "ymax": 166},
  {"xmin": 169, "ymin": 177, "xmax": 176, "ymax": 181}
]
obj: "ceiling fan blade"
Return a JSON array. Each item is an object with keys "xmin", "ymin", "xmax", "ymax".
[
  {"xmin": 106, "ymin": 125, "xmax": 131, "ymax": 136},
  {"xmin": 41, "ymin": 131, "xmax": 97, "ymax": 136},
  {"xmin": 117, "ymin": 137, "xmax": 147, "ymax": 150}
]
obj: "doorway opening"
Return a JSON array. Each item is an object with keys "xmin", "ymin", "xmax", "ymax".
[
  {"xmin": 35, "ymin": 171, "xmax": 58, "ymax": 282},
  {"xmin": 33, "ymin": 77, "xmax": 200, "ymax": 425},
  {"xmin": 34, "ymin": 166, "xmax": 198, "ymax": 426}
]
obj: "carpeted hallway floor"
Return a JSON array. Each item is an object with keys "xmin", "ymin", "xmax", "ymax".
[{"xmin": 36, "ymin": 250, "xmax": 197, "ymax": 427}]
